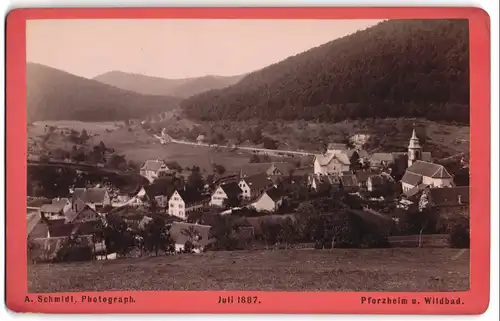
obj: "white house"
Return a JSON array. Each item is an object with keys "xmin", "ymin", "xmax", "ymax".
[
  {"xmin": 168, "ymin": 190, "xmax": 207, "ymax": 220},
  {"xmin": 314, "ymin": 150, "xmax": 355, "ymax": 175},
  {"xmin": 251, "ymin": 187, "xmax": 284, "ymax": 213},
  {"xmin": 140, "ymin": 159, "xmax": 170, "ymax": 183},
  {"xmin": 238, "ymin": 173, "xmax": 274, "ymax": 200},
  {"xmin": 209, "ymin": 182, "xmax": 242, "ymax": 207},
  {"xmin": 39, "ymin": 198, "xmax": 71, "ymax": 220},
  {"xmin": 401, "ymin": 160, "xmax": 454, "ymax": 192}
]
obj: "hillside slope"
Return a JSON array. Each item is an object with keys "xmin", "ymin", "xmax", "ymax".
[
  {"xmin": 27, "ymin": 63, "xmax": 181, "ymax": 122},
  {"xmin": 181, "ymin": 19, "xmax": 469, "ymax": 124},
  {"xmin": 94, "ymin": 71, "xmax": 244, "ymax": 98}
]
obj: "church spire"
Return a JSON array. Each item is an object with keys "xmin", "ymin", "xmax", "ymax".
[{"xmin": 408, "ymin": 128, "xmax": 422, "ymax": 167}]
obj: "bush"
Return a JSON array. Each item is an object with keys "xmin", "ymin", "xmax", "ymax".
[{"xmin": 449, "ymin": 223, "xmax": 470, "ymax": 248}]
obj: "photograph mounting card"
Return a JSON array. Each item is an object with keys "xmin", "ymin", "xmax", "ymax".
[{"xmin": 5, "ymin": 6, "xmax": 491, "ymax": 314}]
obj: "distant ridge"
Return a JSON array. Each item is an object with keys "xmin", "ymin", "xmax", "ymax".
[
  {"xmin": 93, "ymin": 71, "xmax": 245, "ymax": 98},
  {"xmin": 27, "ymin": 63, "xmax": 181, "ymax": 122}
]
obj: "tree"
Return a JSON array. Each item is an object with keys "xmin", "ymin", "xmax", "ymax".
[
  {"xmin": 212, "ymin": 163, "xmax": 226, "ymax": 175},
  {"xmin": 106, "ymin": 154, "xmax": 127, "ymax": 170},
  {"xmin": 181, "ymin": 226, "xmax": 203, "ymax": 252},
  {"xmin": 277, "ymin": 218, "xmax": 299, "ymax": 249},
  {"xmin": 80, "ymin": 129, "xmax": 90, "ymax": 143},
  {"xmin": 260, "ymin": 220, "xmax": 281, "ymax": 248},
  {"xmin": 209, "ymin": 215, "xmax": 241, "ymax": 251},
  {"xmin": 263, "ymin": 136, "xmax": 278, "ymax": 149},
  {"xmin": 97, "ymin": 213, "xmax": 135, "ymax": 257},
  {"xmin": 187, "ymin": 167, "xmax": 205, "ymax": 192},
  {"xmin": 141, "ymin": 217, "xmax": 175, "ymax": 256},
  {"xmin": 249, "ymin": 154, "xmax": 261, "ymax": 163}
]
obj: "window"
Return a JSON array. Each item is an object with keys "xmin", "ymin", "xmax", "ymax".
[
  {"xmin": 179, "ymin": 211, "xmax": 184, "ymax": 217},
  {"xmin": 179, "ymin": 204, "xmax": 183, "ymax": 209}
]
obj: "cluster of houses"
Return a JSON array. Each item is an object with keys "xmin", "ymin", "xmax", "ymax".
[{"xmin": 27, "ymin": 129, "xmax": 469, "ymax": 260}]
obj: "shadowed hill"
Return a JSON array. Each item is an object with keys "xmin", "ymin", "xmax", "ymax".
[
  {"xmin": 94, "ymin": 71, "xmax": 244, "ymax": 98},
  {"xmin": 181, "ymin": 19, "xmax": 470, "ymax": 124},
  {"xmin": 27, "ymin": 63, "xmax": 182, "ymax": 122}
]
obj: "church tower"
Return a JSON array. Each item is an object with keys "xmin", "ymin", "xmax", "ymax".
[{"xmin": 408, "ymin": 128, "xmax": 422, "ymax": 167}]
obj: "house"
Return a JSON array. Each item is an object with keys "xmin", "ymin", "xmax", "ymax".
[
  {"xmin": 238, "ymin": 173, "xmax": 274, "ymax": 200},
  {"xmin": 64, "ymin": 203, "xmax": 101, "ymax": 224},
  {"xmin": 168, "ymin": 222, "xmax": 213, "ymax": 253},
  {"xmin": 401, "ymin": 160, "xmax": 454, "ymax": 192},
  {"xmin": 314, "ymin": 150, "xmax": 359, "ymax": 175},
  {"xmin": 140, "ymin": 159, "xmax": 170, "ymax": 183},
  {"xmin": 308, "ymin": 174, "xmax": 341, "ymax": 191},
  {"xmin": 168, "ymin": 189, "xmax": 208, "ymax": 220},
  {"xmin": 40, "ymin": 198, "xmax": 71, "ymax": 220},
  {"xmin": 143, "ymin": 184, "xmax": 170, "ymax": 210},
  {"xmin": 71, "ymin": 187, "xmax": 111, "ymax": 212},
  {"xmin": 196, "ymin": 135, "xmax": 205, "ymax": 145},
  {"xmin": 209, "ymin": 182, "xmax": 242, "ymax": 207},
  {"xmin": 251, "ymin": 187, "xmax": 285, "ymax": 213},
  {"xmin": 421, "ymin": 186, "xmax": 469, "ymax": 218},
  {"xmin": 369, "ymin": 153, "xmax": 396, "ymax": 170}
]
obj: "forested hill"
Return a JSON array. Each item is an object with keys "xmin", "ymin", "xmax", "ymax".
[
  {"xmin": 181, "ymin": 19, "xmax": 470, "ymax": 124},
  {"xmin": 27, "ymin": 63, "xmax": 181, "ymax": 122}
]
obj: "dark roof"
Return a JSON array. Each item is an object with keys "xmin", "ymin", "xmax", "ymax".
[
  {"xmin": 406, "ymin": 161, "xmax": 453, "ymax": 179},
  {"xmin": 169, "ymin": 222, "xmax": 213, "ymax": 247},
  {"xmin": 48, "ymin": 222, "xmax": 77, "ymax": 238},
  {"xmin": 428, "ymin": 186, "xmax": 469, "ymax": 207},
  {"xmin": 401, "ymin": 171, "xmax": 423, "ymax": 186},
  {"xmin": 264, "ymin": 187, "xmax": 284, "ymax": 202},
  {"xmin": 370, "ymin": 153, "xmax": 395, "ymax": 164},
  {"xmin": 65, "ymin": 205, "xmax": 101, "ymax": 223},
  {"xmin": 220, "ymin": 182, "xmax": 243, "ymax": 197},
  {"xmin": 72, "ymin": 188, "xmax": 108, "ymax": 204},
  {"xmin": 242, "ymin": 173, "xmax": 273, "ymax": 191},
  {"xmin": 144, "ymin": 183, "xmax": 169, "ymax": 198},
  {"xmin": 176, "ymin": 189, "xmax": 207, "ymax": 205},
  {"xmin": 340, "ymin": 175, "xmax": 358, "ymax": 187}
]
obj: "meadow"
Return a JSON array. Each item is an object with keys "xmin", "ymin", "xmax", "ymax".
[{"xmin": 28, "ymin": 248, "xmax": 469, "ymax": 292}]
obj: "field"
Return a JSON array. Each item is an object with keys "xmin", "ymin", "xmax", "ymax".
[
  {"xmin": 28, "ymin": 121, "xmax": 265, "ymax": 173},
  {"xmin": 28, "ymin": 248, "xmax": 469, "ymax": 292}
]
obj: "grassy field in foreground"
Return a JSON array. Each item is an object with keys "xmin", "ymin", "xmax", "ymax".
[{"xmin": 28, "ymin": 248, "xmax": 469, "ymax": 293}]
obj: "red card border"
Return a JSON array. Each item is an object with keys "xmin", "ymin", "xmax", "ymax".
[{"xmin": 5, "ymin": 7, "xmax": 491, "ymax": 314}]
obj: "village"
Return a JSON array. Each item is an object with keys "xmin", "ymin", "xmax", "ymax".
[{"xmin": 26, "ymin": 127, "xmax": 470, "ymax": 263}]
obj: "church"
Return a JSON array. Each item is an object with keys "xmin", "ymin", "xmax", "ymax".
[{"xmin": 400, "ymin": 129, "xmax": 454, "ymax": 193}]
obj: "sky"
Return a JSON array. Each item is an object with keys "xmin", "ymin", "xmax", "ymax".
[{"xmin": 27, "ymin": 19, "xmax": 381, "ymax": 79}]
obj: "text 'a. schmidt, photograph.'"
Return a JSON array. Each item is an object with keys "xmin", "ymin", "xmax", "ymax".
[{"xmin": 26, "ymin": 19, "xmax": 470, "ymax": 293}]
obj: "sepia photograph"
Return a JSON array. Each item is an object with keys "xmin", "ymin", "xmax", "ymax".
[{"xmin": 25, "ymin": 18, "xmax": 471, "ymax": 294}]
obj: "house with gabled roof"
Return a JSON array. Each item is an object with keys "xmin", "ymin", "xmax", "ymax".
[
  {"xmin": 140, "ymin": 159, "xmax": 170, "ymax": 183},
  {"xmin": 401, "ymin": 160, "xmax": 454, "ymax": 192},
  {"xmin": 71, "ymin": 187, "xmax": 111, "ymax": 212},
  {"xmin": 27, "ymin": 212, "xmax": 49, "ymax": 239},
  {"xmin": 314, "ymin": 149, "xmax": 359, "ymax": 176},
  {"xmin": 420, "ymin": 186, "xmax": 469, "ymax": 218},
  {"xmin": 168, "ymin": 189, "xmax": 209, "ymax": 220},
  {"xmin": 209, "ymin": 182, "xmax": 243, "ymax": 207},
  {"xmin": 339, "ymin": 174, "xmax": 359, "ymax": 193},
  {"xmin": 238, "ymin": 173, "xmax": 274, "ymax": 200},
  {"xmin": 308, "ymin": 174, "xmax": 341, "ymax": 191},
  {"xmin": 251, "ymin": 187, "xmax": 285, "ymax": 213},
  {"xmin": 40, "ymin": 198, "xmax": 71, "ymax": 220},
  {"xmin": 169, "ymin": 222, "xmax": 214, "ymax": 253}
]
